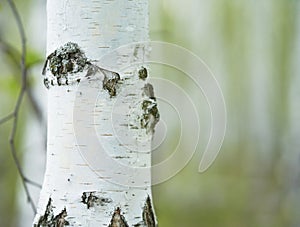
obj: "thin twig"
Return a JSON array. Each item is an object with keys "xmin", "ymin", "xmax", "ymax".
[
  {"xmin": 6, "ymin": 0, "xmax": 37, "ymax": 214},
  {"xmin": 24, "ymin": 177, "xmax": 42, "ymax": 189},
  {"xmin": 0, "ymin": 113, "xmax": 14, "ymax": 125},
  {"xmin": 0, "ymin": 40, "xmax": 46, "ymax": 125},
  {"xmin": 0, "ymin": 40, "xmax": 20, "ymax": 66}
]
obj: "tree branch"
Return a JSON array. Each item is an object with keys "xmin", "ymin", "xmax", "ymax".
[
  {"xmin": 4, "ymin": 0, "xmax": 37, "ymax": 214},
  {"xmin": 0, "ymin": 113, "xmax": 14, "ymax": 125}
]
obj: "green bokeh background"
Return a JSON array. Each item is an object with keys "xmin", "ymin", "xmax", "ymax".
[{"xmin": 0, "ymin": 0, "xmax": 299, "ymax": 226}]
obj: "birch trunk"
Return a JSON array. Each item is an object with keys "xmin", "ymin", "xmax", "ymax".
[{"xmin": 34, "ymin": 0, "xmax": 157, "ymax": 226}]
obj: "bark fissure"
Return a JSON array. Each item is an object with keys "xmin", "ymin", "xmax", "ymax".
[
  {"xmin": 133, "ymin": 196, "xmax": 156, "ymax": 227},
  {"xmin": 142, "ymin": 196, "xmax": 156, "ymax": 227},
  {"xmin": 36, "ymin": 198, "xmax": 69, "ymax": 227},
  {"xmin": 108, "ymin": 207, "xmax": 129, "ymax": 227}
]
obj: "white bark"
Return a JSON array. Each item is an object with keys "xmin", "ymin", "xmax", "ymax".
[{"xmin": 34, "ymin": 0, "xmax": 157, "ymax": 226}]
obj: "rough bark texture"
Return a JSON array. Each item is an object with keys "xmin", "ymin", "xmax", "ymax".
[{"xmin": 34, "ymin": 1, "xmax": 157, "ymax": 226}]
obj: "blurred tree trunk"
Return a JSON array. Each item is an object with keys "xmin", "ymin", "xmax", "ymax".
[{"xmin": 33, "ymin": 0, "xmax": 157, "ymax": 226}]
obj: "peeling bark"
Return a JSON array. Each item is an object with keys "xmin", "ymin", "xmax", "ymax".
[{"xmin": 102, "ymin": 68, "xmax": 121, "ymax": 97}]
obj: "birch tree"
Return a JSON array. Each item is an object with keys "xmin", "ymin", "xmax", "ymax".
[{"xmin": 34, "ymin": 0, "xmax": 158, "ymax": 226}]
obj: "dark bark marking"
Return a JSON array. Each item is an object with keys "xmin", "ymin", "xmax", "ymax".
[
  {"xmin": 81, "ymin": 191, "xmax": 112, "ymax": 209},
  {"xmin": 133, "ymin": 196, "xmax": 156, "ymax": 227},
  {"xmin": 55, "ymin": 208, "xmax": 68, "ymax": 227},
  {"xmin": 84, "ymin": 64, "xmax": 121, "ymax": 97},
  {"xmin": 133, "ymin": 44, "xmax": 146, "ymax": 62},
  {"xmin": 140, "ymin": 83, "xmax": 160, "ymax": 133},
  {"xmin": 42, "ymin": 43, "xmax": 147, "ymax": 98},
  {"xmin": 138, "ymin": 66, "xmax": 148, "ymax": 80},
  {"xmin": 140, "ymin": 98, "xmax": 159, "ymax": 134},
  {"xmin": 108, "ymin": 207, "xmax": 129, "ymax": 227},
  {"xmin": 35, "ymin": 197, "xmax": 69, "ymax": 227},
  {"xmin": 143, "ymin": 83, "xmax": 155, "ymax": 100},
  {"xmin": 102, "ymin": 69, "xmax": 121, "ymax": 97},
  {"xmin": 42, "ymin": 42, "xmax": 89, "ymax": 88},
  {"xmin": 142, "ymin": 196, "xmax": 156, "ymax": 227}
]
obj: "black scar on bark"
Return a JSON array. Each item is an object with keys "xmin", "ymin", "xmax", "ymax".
[
  {"xmin": 142, "ymin": 196, "xmax": 156, "ymax": 227},
  {"xmin": 138, "ymin": 66, "xmax": 148, "ymax": 80},
  {"xmin": 35, "ymin": 197, "xmax": 69, "ymax": 227},
  {"xmin": 133, "ymin": 196, "xmax": 156, "ymax": 227},
  {"xmin": 81, "ymin": 191, "xmax": 112, "ymax": 209},
  {"xmin": 108, "ymin": 207, "xmax": 129, "ymax": 227},
  {"xmin": 143, "ymin": 83, "xmax": 155, "ymax": 100},
  {"xmin": 43, "ymin": 42, "xmax": 122, "ymax": 98},
  {"xmin": 84, "ymin": 64, "xmax": 121, "ymax": 98},
  {"xmin": 140, "ymin": 83, "xmax": 160, "ymax": 133},
  {"xmin": 42, "ymin": 42, "xmax": 90, "ymax": 88},
  {"xmin": 101, "ymin": 68, "xmax": 121, "ymax": 97}
]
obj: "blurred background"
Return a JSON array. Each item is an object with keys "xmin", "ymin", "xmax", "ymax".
[{"xmin": 0, "ymin": 0, "xmax": 300, "ymax": 226}]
